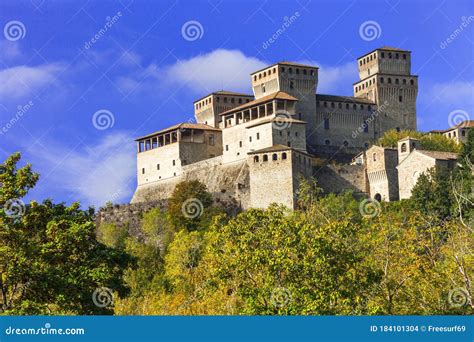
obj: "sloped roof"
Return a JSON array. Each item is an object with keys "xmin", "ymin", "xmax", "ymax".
[
  {"xmin": 416, "ymin": 150, "xmax": 458, "ymax": 161},
  {"xmin": 251, "ymin": 61, "xmax": 318, "ymax": 75},
  {"xmin": 247, "ymin": 144, "xmax": 311, "ymax": 157},
  {"xmin": 245, "ymin": 116, "xmax": 306, "ymax": 129},
  {"xmin": 135, "ymin": 123, "xmax": 220, "ymax": 141},
  {"xmin": 193, "ymin": 91, "xmax": 254, "ymax": 103},
  {"xmin": 316, "ymin": 94, "xmax": 375, "ymax": 105},
  {"xmin": 357, "ymin": 46, "xmax": 411, "ymax": 59},
  {"xmin": 220, "ymin": 91, "xmax": 298, "ymax": 116},
  {"xmin": 430, "ymin": 120, "xmax": 474, "ymax": 133}
]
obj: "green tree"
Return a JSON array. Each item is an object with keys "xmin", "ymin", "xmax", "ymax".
[
  {"xmin": 378, "ymin": 129, "xmax": 461, "ymax": 152},
  {"xmin": 0, "ymin": 153, "xmax": 130, "ymax": 314},
  {"xmin": 167, "ymin": 180, "xmax": 218, "ymax": 231}
]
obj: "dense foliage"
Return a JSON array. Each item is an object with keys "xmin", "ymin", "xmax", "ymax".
[
  {"xmin": 2, "ymin": 130, "xmax": 472, "ymax": 315},
  {"xmin": 377, "ymin": 129, "xmax": 461, "ymax": 152},
  {"xmin": 0, "ymin": 153, "xmax": 131, "ymax": 314}
]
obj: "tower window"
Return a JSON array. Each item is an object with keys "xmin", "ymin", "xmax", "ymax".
[
  {"xmin": 282, "ymin": 152, "xmax": 287, "ymax": 159},
  {"xmin": 263, "ymin": 154, "xmax": 268, "ymax": 162},
  {"xmin": 324, "ymin": 139, "xmax": 331, "ymax": 145},
  {"xmin": 410, "ymin": 80, "xmax": 414, "ymax": 85},
  {"xmin": 172, "ymin": 160, "xmax": 176, "ymax": 166},
  {"xmin": 224, "ymin": 97, "xmax": 227, "ymax": 103},
  {"xmin": 303, "ymin": 69, "xmax": 307, "ymax": 75},
  {"xmin": 324, "ymin": 118, "xmax": 330, "ymax": 130},
  {"xmin": 142, "ymin": 168, "xmax": 145, "ymax": 174},
  {"xmin": 249, "ymin": 136, "xmax": 252, "ymax": 142},
  {"xmin": 395, "ymin": 79, "xmax": 399, "ymax": 84},
  {"xmin": 257, "ymin": 133, "xmax": 260, "ymax": 140},
  {"xmin": 380, "ymin": 77, "xmax": 384, "ymax": 83},
  {"xmin": 272, "ymin": 153, "xmax": 278, "ymax": 160},
  {"xmin": 209, "ymin": 135, "xmax": 215, "ymax": 145},
  {"xmin": 403, "ymin": 54, "xmax": 407, "ymax": 59},
  {"xmin": 373, "ymin": 153, "xmax": 377, "ymax": 161},
  {"xmin": 157, "ymin": 164, "xmax": 160, "ymax": 170},
  {"xmin": 289, "ymin": 67, "xmax": 293, "ymax": 74},
  {"xmin": 462, "ymin": 130, "xmax": 466, "ymax": 137},
  {"xmin": 296, "ymin": 69, "xmax": 299, "ymax": 74},
  {"xmin": 254, "ymin": 156, "xmax": 259, "ymax": 162},
  {"xmin": 281, "ymin": 67, "xmax": 285, "ymax": 72},
  {"xmin": 381, "ymin": 52, "xmax": 385, "ymax": 58},
  {"xmin": 346, "ymin": 103, "xmax": 349, "ymax": 109},
  {"xmin": 239, "ymin": 141, "xmax": 242, "ymax": 147},
  {"xmin": 290, "ymin": 81, "xmax": 294, "ymax": 89},
  {"xmin": 225, "ymin": 145, "xmax": 229, "ymax": 151},
  {"xmin": 231, "ymin": 98, "xmax": 234, "ymax": 103},
  {"xmin": 401, "ymin": 143, "xmax": 407, "ymax": 152},
  {"xmin": 396, "ymin": 53, "xmax": 399, "ymax": 59},
  {"xmin": 261, "ymin": 84, "xmax": 266, "ymax": 93},
  {"xmin": 399, "ymin": 96, "xmax": 403, "ymax": 102},
  {"xmin": 403, "ymin": 79, "xmax": 407, "ymax": 84}
]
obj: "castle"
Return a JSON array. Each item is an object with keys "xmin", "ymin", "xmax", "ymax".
[{"xmin": 131, "ymin": 47, "xmax": 469, "ymax": 209}]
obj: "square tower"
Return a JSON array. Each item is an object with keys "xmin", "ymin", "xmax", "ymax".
[
  {"xmin": 353, "ymin": 47, "xmax": 418, "ymax": 137},
  {"xmin": 250, "ymin": 62, "xmax": 319, "ymax": 138},
  {"xmin": 194, "ymin": 91, "xmax": 254, "ymax": 128}
]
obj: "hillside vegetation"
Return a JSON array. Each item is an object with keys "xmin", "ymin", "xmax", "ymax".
[{"xmin": 0, "ymin": 131, "xmax": 472, "ymax": 315}]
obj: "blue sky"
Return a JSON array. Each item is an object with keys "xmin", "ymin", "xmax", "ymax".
[{"xmin": 0, "ymin": 0, "xmax": 473, "ymax": 208}]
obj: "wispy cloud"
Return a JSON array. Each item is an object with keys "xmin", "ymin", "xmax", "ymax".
[
  {"xmin": 0, "ymin": 63, "xmax": 64, "ymax": 100},
  {"xmin": 27, "ymin": 131, "xmax": 136, "ymax": 207},
  {"xmin": 117, "ymin": 49, "xmax": 267, "ymax": 95}
]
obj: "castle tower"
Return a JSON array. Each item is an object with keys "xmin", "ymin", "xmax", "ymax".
[
  {"xmin": 194, "ymin": 91, "xmax": 254, "ymax": 128},
  {"xmin": 397, "ymin": 136, "xmax": 421, "ymax": 163},
  {"xmin": 353, "ymin": 47, "xmax": 418, "ymax": 138},
  {"xmin": 250, "ymin": 62, "xmax": 318, "ymax": 139}
]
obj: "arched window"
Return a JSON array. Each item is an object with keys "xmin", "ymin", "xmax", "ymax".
[
  {"xmin": 388, "ymin": 78, "xmax": 392, "ymax": 84},
  {"xmin": 272, "ymin": 153, "xmax": 278, "ymax": 161},
  {"xmin": 380, "ymin": 77, "xmax": 384, "ymax": 83},
  {"xmin": 373, "ymin": 153, "xmax": 377, "ymax": 161},
  {"xmin": 289, "ymin": 67, "xmax": 293, "ymax": 74},
  {"xmin": 263, "ymin": 71, "xmax": 266, "ymax": 77},
  {"xmin": 403, "ymin": 79, "xmax": 407, "ymax": 84},
  {"xmin": 374, "ymin": 193, "xmax": 382, "ymax": 201},
  {"xmin": 254, "ymin": 156, "xmax": 259, "ymax": 162},
  {"xmin": 401, "ymin": 143, "xmax": 407, "ymax": 152},
  {"xmin": 263, "ymin": 154, "xmax": 268, "ymax": 162},
  {"xmin": 324, "ymin": 139, "xmax": 331, "ymax": 145},
  {"xmin": 282, "ymin": 152, "xmax": 287, "ymax": 160},
  {"xmin": 410, "ymin": 79, "xmax": 414, "ymax": 85},
  {"xmin": 395, "ymin": 78, "xmax": 399, "ymax": 84}
]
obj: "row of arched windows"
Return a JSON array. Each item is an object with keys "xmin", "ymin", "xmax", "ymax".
[
  {"xmin": 358, "ymin": 51, "xmax": 408, "ymax": 66},
  {"xmin": 195, "ymin": 96, "xmax": 251, "ymax": 110},
  {"xmin": 253, "ymin": 66, "xmax": 315, "ymax": 81},
  {"xmin": 317, "ymin": 101, "xmax": 372, "ymax": 111},
  {"xmin": 355, "ymin": 77, "xmax": 415, "ymax": 92},
  {"xmin": 253, "ymin": 152, "xmax": 311, "ymax": 165}
]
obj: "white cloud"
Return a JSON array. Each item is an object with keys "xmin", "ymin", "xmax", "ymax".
[
  {"xmin": 118, "ymin": 49, "xmax": 358, "ymax": 97},
  {"xmin": 165, "ymin": 49, "xmax": 267, "ymax": 93},
  {"xmin": 30, "ymin": 131, "xmax": 136, "ymax": 207},
  {"xmin": 118, "ymin": 49, "xmax": 267, "ymax": 95},
  {"xmin": 0, "ymin": 63, "xmax": 63, "ymax": 100}
]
